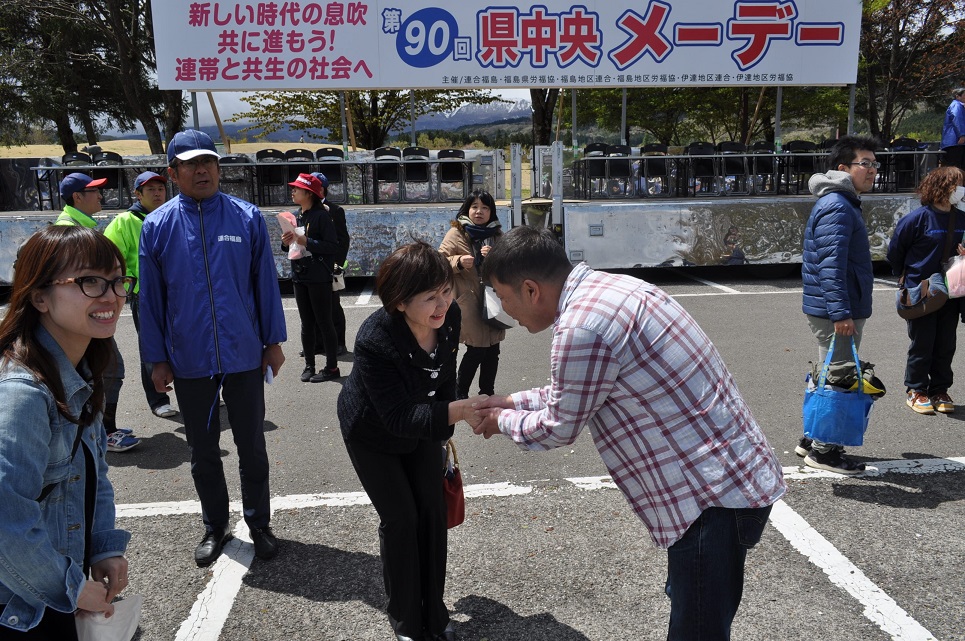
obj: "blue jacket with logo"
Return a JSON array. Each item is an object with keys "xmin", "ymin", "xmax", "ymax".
[
  {"xmin": 801, "ymin": 171, "xmax": 874, "ymax": 321},
  {"xmin": 139, "ymin": 191, "xmax": 286, "ymax": 378},
  {"xmin": 0, "ymin": 327, "xmax": 129, "ymax": 632}
]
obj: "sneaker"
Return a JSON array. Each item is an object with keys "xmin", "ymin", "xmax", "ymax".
[
  {"xmin": 152, "ymin": 403, "xmax": 178, "ymax": 418},
  {"xmin": 106, "ymin": 431, "xmax": 140, "ymax": 452},
  {"xmin": 115, "ymin": 427, "xmax": 134, "ymax": 436},
  {"xmin": 794, "ymin": 436, "xmax": 812, "ymax": 457},
  {"xmin": 931, "ymin": 392, "xmax": 955, "ymax": 414},
  {"xmin": 907, "ymin": 391, "xmax": 935, "ymax": 415},
  {"xmin": 337, "ymin": 345, "xmax": 348, "ymax": 356},
  {"xmin": 804, "ymin": 448, "xmax": 866, "ymax": 475},
  {"xmin": 310, "ymin": 367, "xmax": 340, "ymax": 383},
  {"xmin": 300, "ymin": 366, "xmax": 315, "ymax": 382}
]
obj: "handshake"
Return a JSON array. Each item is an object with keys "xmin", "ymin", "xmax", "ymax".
[{"xmin": 455, "ymin": 394, "xmax": 513, "ymax": 439}]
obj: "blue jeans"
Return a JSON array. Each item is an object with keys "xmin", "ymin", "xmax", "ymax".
[{"xmin": 665, "ymin": 505, "xmax": 772, "ymax": 641}]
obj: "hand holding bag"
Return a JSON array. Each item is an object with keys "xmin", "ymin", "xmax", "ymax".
[
  {"xmin": 443, "ymin": 439, "xmax": 465, "ymax": 528},
  {"xmin": 802, "ymin": 335, "xmax": 874, "ymax": 447}
]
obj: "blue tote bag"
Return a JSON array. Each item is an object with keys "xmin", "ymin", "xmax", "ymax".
[{"xmin": 802, "ymin": 335, "xmax": 874, "ymax": 447}]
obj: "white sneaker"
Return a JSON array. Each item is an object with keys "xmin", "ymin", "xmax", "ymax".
[
  {"xmin": 106, "ymin": 431, "xmax": 140, "ymax": 452},
  {"xmin": 152, "ymin": 403, "xmax": 179, "ymax": 418}
]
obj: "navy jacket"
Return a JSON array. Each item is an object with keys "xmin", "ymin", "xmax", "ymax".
[
  {"xmin": 887, "ymin": 205, "xmax": 965, "ymax": 288},
  {"xmin": 801, "ymin": 171, "xmax": 874, "ymax": 321}
]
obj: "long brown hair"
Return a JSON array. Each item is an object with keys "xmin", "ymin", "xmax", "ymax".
[{"xmin": 0, "ymin": 226, "xmax": 125, "ymax": 425}]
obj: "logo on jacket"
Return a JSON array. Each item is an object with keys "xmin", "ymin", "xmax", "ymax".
[{"xmin": 217, "ymin": 235, "xmax": 242, "ymax": 243}]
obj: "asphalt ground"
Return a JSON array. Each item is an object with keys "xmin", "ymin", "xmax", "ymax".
[{"xmin": 91, "ymin": 267, "xmax": 965, "ymax": 640}]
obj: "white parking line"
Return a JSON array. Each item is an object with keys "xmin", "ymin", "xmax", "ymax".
[
  {"xmin": 118, "ymin": 459, "xmax": 958, "ymax": 641},
  {"xmin": 768, "ymin": 501, "xmax": 936, "ymax": 641},
  {"xmin": 672, "ymin": 270, "xmax": 742, "ymax": 294}
]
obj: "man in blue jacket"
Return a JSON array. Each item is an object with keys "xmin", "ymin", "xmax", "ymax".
[
  {"xmin": 941, "ymin": 88, "xmax": 965, "ymax": 169},
  {"xmin": 139, "ymin": 130, "xmax": 287, "ymax": 567},
  {"xmin": 799, "ymin": 135, "xmax": 878, "ymax": 474}
]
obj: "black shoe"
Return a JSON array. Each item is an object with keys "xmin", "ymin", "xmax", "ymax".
[
  {"xmin": 194, "ymin": 528, "xmax": 232, "ymax": 567},
  {"xmin": 300, "ymin": 366, "xmax": 315, "ymax": 382},
  {"xmin": 431, "ymin": 622, "xmax": 456, "ymax": 641},
  {"xmin": 249, "ymin": 526, "xmax": 279, "ymax": 560},
  {"xmin": 298, "ymin": 349, "xmax": 305, "ymax": 358},
  {"xmin": 804, "ymin": 448, "xmax": 866, "ymax": 475},
  {"xmin": 395, "ymin": 634, "xmax": 423, "ymax": 641},
  {"xmin": 310, "ymin": 366, "xmax": 340, "ymax": 383},
  {"xmin": 794, "ymin": 436, "xmax": 812, "ymax": 457},
  {"xmin": 337, "ymin": 344, "xmax": 348, "ymax": 356}
]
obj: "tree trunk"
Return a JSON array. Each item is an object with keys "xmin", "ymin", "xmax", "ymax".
[
  {"xmin": 161, "ymin": 89, "xmax": 185, "ymax": 144},
  {"xmin": 80, "ymin": 111, "xmax": 98, "ymax": 145},
  {"xmin": 54, "ymin": 110, "xmax": 77, "ymax": 153},
  {"xmin": 529, "ymin": 89, "xmax": 559, "ymax": 146}
]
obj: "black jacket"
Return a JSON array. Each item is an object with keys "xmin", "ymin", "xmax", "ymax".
[
  {"xmin": 338, "ymin": 304, "xmax": 461, "ymax": 453},
  {"xmin": 281, "ymin": 204, "xmax": 339, "ymax": 283},
  {"xmin": 328, "ymin": 201, "xmax": 351, "ymax": 268}
]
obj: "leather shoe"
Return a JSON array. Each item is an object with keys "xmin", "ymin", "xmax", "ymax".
[
  {"xmin": 249, "ymin": 526, "xmax": 279, "ymax": 560},
  {"xmin": 395, "ymin": 634, "xmax": 423, "ymax": 641},
  {"xmin": 431, "ymin": 622, "xmax": 456, "ymax": 641},
  {"xmin": 194, "ymin": 528, "xmax": 232, "ymax": 567}
]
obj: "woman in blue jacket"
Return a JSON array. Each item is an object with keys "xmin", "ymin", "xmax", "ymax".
[
  {"xmin": 0, "ymin": 226, "xmax": 132, "ymax": 638},
  {"xmin": 887, "ymin": 166, "xmax": 965, "ymax": 414}
]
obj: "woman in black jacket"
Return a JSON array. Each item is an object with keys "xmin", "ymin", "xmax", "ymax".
[
  {"xmin": 337, "ymin": 242, "xmax": 484, "ymax": 641},
  {"xmin": 281, "ymin": 173, "xmax": 340, "ymax": 382}
]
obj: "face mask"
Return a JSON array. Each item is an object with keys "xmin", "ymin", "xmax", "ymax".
[{"xmin": 952, "ymin": 185, "xmax": 965, "ymax": 207}]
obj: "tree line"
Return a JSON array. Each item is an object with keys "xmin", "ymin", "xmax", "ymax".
[{"xmin": 0, "ymin": 0, "xmax": 961, "ymax": 153}]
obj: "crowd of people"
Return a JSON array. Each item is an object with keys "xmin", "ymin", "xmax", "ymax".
[{"xmin": 2, "ymin": 127, "xmax": 965, "ymax": 640}]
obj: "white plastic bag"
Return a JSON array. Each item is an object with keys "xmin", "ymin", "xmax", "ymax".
[
  {"xmin": 277, "ymin": 211, "xmax": 307, "ymax": 260},
  {"xmin": 75, "ymin": 594, "xmax": 143, "ymax": 641},
  {"xmin": 945, "ymin": 255, "xmax": 965, "ymax": 298}
]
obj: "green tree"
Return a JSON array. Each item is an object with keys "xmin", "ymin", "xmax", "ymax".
[
  {"xmin": 228, "ymin": 89, "xmax": 502, "ymax": 150},
  {"xmin": 858, "ymin": 0, "xmax": 965, "ymax": 143}
]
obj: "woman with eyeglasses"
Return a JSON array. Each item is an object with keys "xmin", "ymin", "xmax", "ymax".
[
  {"xmin": 337, "ymin": 242, "xmax": 485, "ymax": 641},
  {"xmin": 887, "ymin": 166, "xmax": 965, "ymax": 415},
  {"xmin": 0, "ymin": 226, "xmax": 132, "ymax": 639},
  {"xmin": 281, "ymin": 173, "xmax": 341, "ymax": 383}
]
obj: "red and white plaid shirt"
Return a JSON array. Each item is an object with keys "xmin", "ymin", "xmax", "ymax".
[{"xmin": 498, "ymin": 263, "xmax": 786, "ymax": 548}]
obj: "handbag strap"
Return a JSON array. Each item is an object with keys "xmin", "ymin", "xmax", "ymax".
[
  {"xmin": 818, "ymin": 334, "xmax": 864, "ymax": 397},
  {"xmin": 444, "ymin": 439, "xmax": 459, "ymax": 472}
]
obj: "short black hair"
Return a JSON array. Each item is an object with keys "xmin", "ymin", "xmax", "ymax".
[
  {"xmin": 375, "ymin": 241, "xmax": 453, "ymax": 314},
  {"xmin": 481, "ymin": 226, "xmax": 572, "ymax": 288},
  {"xmin": 457, "ymin": 190, "xmax": 499, "ymax": 222},
  {"xmin": 828, "ymin": 135, "xmax": 879, "ymax": 170}
]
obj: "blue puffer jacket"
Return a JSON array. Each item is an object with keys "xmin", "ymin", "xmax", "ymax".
[
  {"xmin": 801, "ymin": 171, "xmax": 873, "ymax": 321},
  {"xmin": 139, "ymin": 191, "xmax": 287, "ymax": 378}
]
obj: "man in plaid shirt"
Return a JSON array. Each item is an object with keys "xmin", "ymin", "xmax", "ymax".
[{"xmin": 475, "ymin": 226, "xmax": 786, "ymax": 640}]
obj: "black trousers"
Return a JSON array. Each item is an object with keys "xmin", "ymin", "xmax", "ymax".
[
  {"xmin": 130, "ymin": 295, "xmax": 171, "ymax": 410},
  {"xmin": 333, "ymin": 291, "xmax": 347, "ymax": 347},
  {"xmin": 293, "ymin": 281, "xmax": 337, "ymax": 370},
  {"xmin": 943, "ymin": 145, "xmax": 965, "ymax": 170},
  {"xmin": 175, "ymin": 367, "xmax": 270, "ymax": 532},
  {"xmin": 904, "ymin": 300, "xmax": 961, "ymax": 394},
  {"xmin": 457, "ymin": 344, "xmax": 500, "ymax": 397},
  {"xmin": 0, "ymin": 608, "xmax": 78, "ymax": 640},
  {"xmin": 344, "ymin": 438, "xmax": 449, "ymax": 638}
]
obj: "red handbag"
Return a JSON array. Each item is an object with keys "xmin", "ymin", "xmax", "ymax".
[{"xmin": 443, "ymin": 440, "xmax": 465, "ymax": 528}]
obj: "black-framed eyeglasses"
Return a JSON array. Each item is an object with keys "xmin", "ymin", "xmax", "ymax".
[
  {"xmin": 848, "ymin": 160, "xmax": 881, "ymax": 169},
  {"xmin": 48, "ymin": 275, "xmax": 137, "ymax": 298}
]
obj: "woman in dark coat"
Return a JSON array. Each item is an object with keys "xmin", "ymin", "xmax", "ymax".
[
  {"xmin": 281, "ymin": 173, "xmax": 340, "ymax": 383},
  {"xmin": 337, "ymin": 242, "xmax": 484, "ymax": 641}
]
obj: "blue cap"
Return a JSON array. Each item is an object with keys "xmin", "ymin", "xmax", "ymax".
[
  {"xmin": 59, "ymin": 172, "xmax": 107, "ymax": 200},
  {"xmin": 310, "ymin": 172, "xmax": 329, "ymax": 189},
  {"xmin": 167, "ymin": 129, "xmax": 220, "ymax": 165},
  {"xmin": 133, "ymin": 171, "xmax": 167, "ymax": 191}
]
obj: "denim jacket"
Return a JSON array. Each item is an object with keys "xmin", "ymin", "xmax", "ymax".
[{"xmin": 0, "ymin": 326, "xmax": 130, "ymax": 632}]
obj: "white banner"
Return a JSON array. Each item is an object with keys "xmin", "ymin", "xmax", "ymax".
[{"xmin": 152, "ymin": 0, "xmax": 861, "ymax": 90}]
